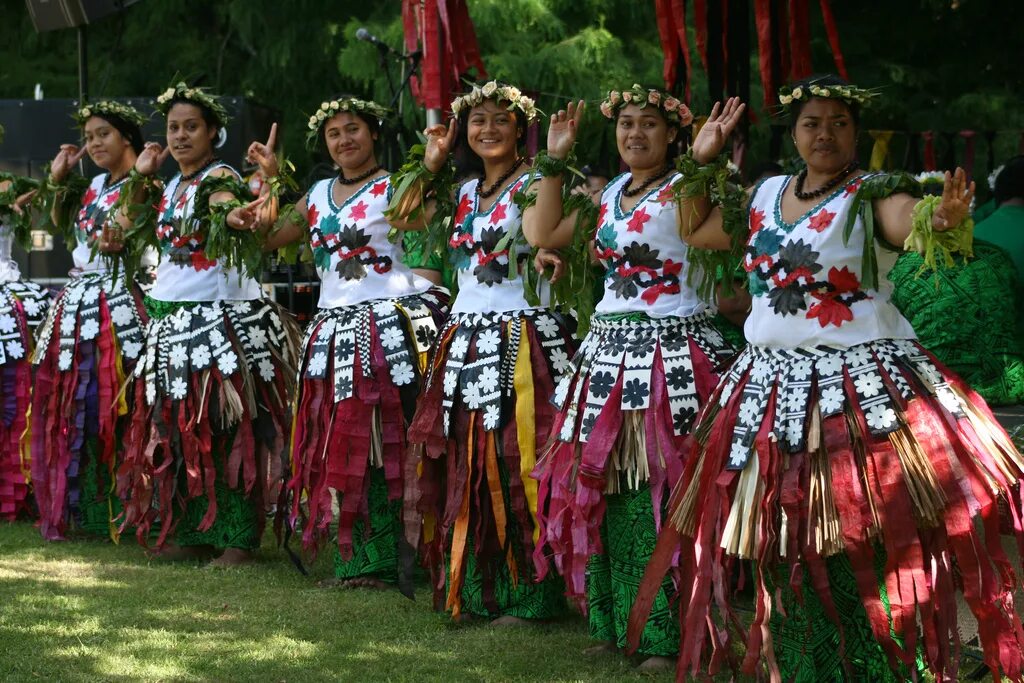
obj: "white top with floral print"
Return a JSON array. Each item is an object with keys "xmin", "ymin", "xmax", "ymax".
[
  {"xmin": 305, "ymin": 175, "xmax": 432, "ymax": 308},
  {"xmin": 73, "ymin": 173, "xmax": 127, "ymax": 271},
  {"xmin": 743, "ymin": 173, "xmax": 916, "ymax": 348},
  {"xmin": 593, "ymin": 171, "xmax": 707, "ymax": 318},
  {"xmin": 149, "ymin": 163, "xmax": 262, "ymax": 302},
  {"xmin": 448, "ymin": 173, "xmax": 549, "ymax": 314}
]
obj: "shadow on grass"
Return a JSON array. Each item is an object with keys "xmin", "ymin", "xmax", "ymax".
[{"xmin": 0, "ymin": 521, "xmax": 672, "ymax": 682}]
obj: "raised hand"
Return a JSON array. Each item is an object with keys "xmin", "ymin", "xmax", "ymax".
[
  {"xmin": 12, "ymin": 189, "xmax": 37, "ymax": 216},
  {"xmin": 246, "ymin": 123, "xmax": 279, "ymax": 178},
  {"xmin": 135, "ymin": 142, "xmax": 171, "ymax": 176},
  {"xmin": 932, "ymin": 168, "xmax": 975, "ymax": 232},
  {"xmin": 49, "ymin": 144, "xmax": 88, "ymax": 183},
  {"xmin": 691, "ymin": 97, "xmax": 746, "ymax": 164},
  {"xmin": 546, "ymin": 100, "xmax": 585, "ymax": 160},
  {"xmin": 226, "ymin": 194, "xmax": 269, "ymax": 231},
  {"xmin": 423, "ymin": 119, "xmax": 457, "ymax": 174}
]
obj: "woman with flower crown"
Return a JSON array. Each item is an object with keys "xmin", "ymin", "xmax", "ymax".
[
  {"xmin": 29, "ymin": 101, "xmax": 154, "ymax": 540},
  {"xmin": 251, "ymin": 97, "xmax": 448, "ymax": 590},
  {"xmin": 115, "ymin": 82, "xmax": 299, "ymax": 566},
  {"xmin": 388, "ymin": 81, "xmax": 575, "ymax": 623},
  {"xmin": 525, "ymin": 85, "xmax": 739, "ymax": 669},
  {"xmin": 0, "ymin": 128, "xmax": 51, "ymax": 521},
  {"xmin": 628, "ymin": 75, "xmax": 1024, "ymax": 682}
]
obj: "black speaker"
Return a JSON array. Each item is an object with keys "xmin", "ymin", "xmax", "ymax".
[
  {"xmin": 0, "ymin": 96, "xmax": 280, "ymax": 281},
  {"xmin": 25, "ymin": 0, "xmax": 142, "ymax": 33}
]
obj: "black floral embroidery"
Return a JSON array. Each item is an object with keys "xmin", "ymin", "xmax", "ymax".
[
  {"xmin": 666, "ymin": 365, "xmax": 694, "ymax": 391},
  {"xmin": 326, "ymin": 225, "xmax": 393, "ymax": 281},
  {"xmin": 622, "ymin": 378, "xmax": 650, "ymax": 408},
  {"xmin": 673, "ymin": 406, "xmax": 697, "ymax": 433},
  {"xmin": 661, "ymin": 330, "xmax": 688, "ymax": 352},
  {"xmin": 606, "ymin": 242, "xmax": 665, "ymax": 300},
  {"xmin": 603, "ymin": 330, "xmax": 630, "ymax": 355},
  {"xmin": 630, "ymin": 335, "xmax": 656, "ymax": 358},
  {"xmin": 580, "ymin": 411, "xmax": 598, "ymax": 435},
  {"xmin": 588, "ymin": 370, "xmax": 615, "ymax": 399},
  {"xmin": 756, "ymin": 238, "xmax": 824, "ymax": 317},
  {"xmin": 335, "ymin": 338, "xmax": 355, "ymax": 360},
  {"xmin": 472, "ymin": 226, "xmax": 509, "ymax": 286},
  {"xmin": 415, "ymin": 325, "xmax": 437, "ymax": 347}
]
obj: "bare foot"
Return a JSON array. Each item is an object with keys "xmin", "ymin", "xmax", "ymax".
[
  {"xmin": 152, "ymin": 544, "xmax": 216, "ymax": 561},
  {"xmin": 208, "ymin": 548, "xmax": 255, "ymax": 568},
  {"xmin": 582, "ymin": 642, "xmax": 619, "ymax": 657},
  {"xmin": 317, "ymin": 577, "xmax": 347, "ymax": 589},
  {"xmin": 637, "ymin": 656, "xmax": 675, "ymax": 672},
  {"xmin": 490, "ymin": 615, "xmax": 531, "ymax": 627}
]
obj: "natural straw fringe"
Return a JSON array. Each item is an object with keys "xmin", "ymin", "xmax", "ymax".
[
  {"xmin": 889, "ymin": 425, "xmax": 945, "ymax": 528},
  {"xmin": 607, "ymin": 411, "xmax": 650, "ymax": 493}
]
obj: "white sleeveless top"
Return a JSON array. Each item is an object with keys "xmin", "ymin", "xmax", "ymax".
[
  {"xmin": 448, "ymin": 173, "xmax": 548, "ymax": 314},
  {"xmin": 149, "ymin": 162, "xmax": 262, "ymax": 302},
  {"xmin": 72, "ymin": 173, "xmax": 158, "ymax": 274},
  {"xmin": 743, "ymin": 173, "xmax": 916, "ymax": 348},
  {"xmin": 593, "ymin": 171, "xmax": 707, "ymax": 318},
  {"xmin": 305, "ymin": 175, "xmax": 431, "ymax": 308}
]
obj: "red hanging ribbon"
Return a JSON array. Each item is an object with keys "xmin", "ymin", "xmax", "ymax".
[
  {"xmin": 655, "ymin": 0, "xmax": 680, "ymax": 88},
  {"xmin": 788, "ymin": 0, "xmax": 812, "ymax": 80},
  {"xmin": 817, "ymin": 0, "xmax": 848, "ymax": 80},
  {"xmin": 694, "ymin": 0, "xmax": 709, "ymax": 70},
  {"xmin": 754, "ymin": 0, "xmax": 774, "ymax": 108},
  {"xmin": 671, "ymin": 0, "xmax": 693, "ymax": 102},
  {"xmin": 922, "ymin": 131, "xmax": 936, "ymax": 172}
]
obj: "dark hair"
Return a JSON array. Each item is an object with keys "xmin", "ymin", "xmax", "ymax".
[
  {"xmin": 91, "ymin": 113, "xmax": 144, "ymax": 154},
  {"xmin": 318, "ymin": 94, "xmax": 382, "ymax": 152},
  {"xmin": 167, "ymin": 96, "xmax": 221, "ymax": 134},
  {"xmin": 787, "ymin": 74, "xmax": 861, "ymax": 131},
  {"xmin": 453, "ymin": 85, "xmax": 530, "ymax": 177},
  {"xmin": 995, "ymin": 155, "xmax": 1024, "ymax": 205}
]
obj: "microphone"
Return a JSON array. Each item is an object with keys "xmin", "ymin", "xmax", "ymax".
[{"xmin": 356, "ymin": 28, "xmax": 397, "ymax": 55}]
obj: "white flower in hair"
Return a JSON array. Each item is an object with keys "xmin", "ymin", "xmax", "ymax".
[{"xmin": 481, "ymin": 81, "xmax": 498, "ymax": 97}]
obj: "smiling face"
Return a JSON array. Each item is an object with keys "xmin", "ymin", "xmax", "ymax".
[
  {"xmin": 323, "ymin": 112, "xmax": 377, "ymax": 172},
  {"xmin": 83, "ymin": 116, "xmax": 132, "ymax": 171},
  {"xmin": 166, "ymin": 102, "xmax": 216, "ymax": 168},
  {"xmin": 615, "ymin": 104, "xmax": 675, "ymax": 172},
  {"xmin": 465, "ymin": 99, "xmax": 520, "ymax": 163},
  {"xmin": 792, "ymin": 97, "xmax": 858, "ymax": 175}
]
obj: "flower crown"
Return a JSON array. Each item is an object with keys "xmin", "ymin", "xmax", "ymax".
[
  {"xmin": 306, "ymin": 97, "xmax": 389, "ymax": 146},
  {"xmin": 73, "ymin": 100, "xmax": 147, "ymax": 128},
  {"xmin": 450, "ymin": 81, "xmax": 539, "ymax": 122},
  {"xmin": 155, "ymin": 82, "xmax": 230, "ymax": 128},
  {"xmin": 599, "ymin": 84, "xmax": 693, "ymax": 126},
  {"xmin": 777, "ymin": 81, "xmax": 879, "ymax": 110}
]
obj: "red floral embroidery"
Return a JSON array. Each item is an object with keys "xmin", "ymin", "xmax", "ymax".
[
  {"xmin": 306, "ymin": 203, "xmax": 320, "ymax": 228},
  {"xmin": 454, "ymin": 194, "xmax": 473, "ymax": 225},
  {"xmin": 626, "ymin": 206, "xmax": 651, "ymax": 233},
  {"xmin": 103, "ymin": 190, "xmax": 120, "ymax": 207},
  {"xmin": 348, "ymin": 201, "xmax": 368, "ymax": 221},
  {"xmin": 81, "ymin": 187, "xmax": 98, "ymax": 207},
  {"xmin": 655, "ymin": 184, "xmax": 674, "ymax": 205},
  {"xmin": 369, "ymin": 181, "xmax": 387, "ymax": 197},
  {"xmin": 808, "ymin": 208, "xmax": 836, "ymax": 233},
  {"xmin": 156, "ymin": 194, "xmax": 169, "ymax": 215},
  {"xmin": 190, "ymin": 250, "xmax": 218, "ymax": 271},
  {"xmin": 844, "ymin": 178, "xmax": 863, "ymax": 197},
  {"xmin": 806, "ymin": 266, "xmax": 863, "ymax": 328},
  {"xmin": 488, "ymin": 202, "xmax": 507, "ymax": 226},
  {"xmin": 750, "ymin": 207, "xmax": 766, "ymax": 234},
  {"xmin": 597, "ymin": 203, "xmax": 608, "ymax": 227}
]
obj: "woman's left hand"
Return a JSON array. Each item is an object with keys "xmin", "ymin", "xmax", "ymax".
[
  {"xmin": 227, "ymin": 195, "xmax": 269, "ymax": 231},
  {"xmin": 932, "ymin": 167, "xmax": 975, "ymax": 232},
  {"xmin": 546, "ymin": 100, "xmax": 585, "ymax": 161},
  {"xmin": 246, "ymin": 123, "xmax": 279, "ymax": 178},
  {"xmin": 534, "ymin": 248, "xmax": 565, "ymax": 283}
]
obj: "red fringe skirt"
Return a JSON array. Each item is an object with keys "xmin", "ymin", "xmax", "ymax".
[
  {"xmin": 405, "ymin": 308, "xmax": 577, "ymax": 617},
  {"xmin": 630, "ymin": 338, "xmax": 1024, "ymax": 681},
  {"xmin": 30, "ymin": 272, "xmax": 147, "ymax": 539},
  {"xmin": 285, "ymin": 288, "xmax": 448, "ymax": 557},
  {"xmin": 117, "ymin": 298, "xmax": 300, "ymax": 548},
  {"xmin": 0, "ymin": 280, "xmax": 50, "ymax": 520},
  {"xmin": 531, "ymin": 310, "xmax": 735, "ymax": 602}
]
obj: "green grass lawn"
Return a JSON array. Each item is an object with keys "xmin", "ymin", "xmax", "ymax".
[{"xmin": 0, "ymin": 521, "xmax": 676, "ymax": 682}]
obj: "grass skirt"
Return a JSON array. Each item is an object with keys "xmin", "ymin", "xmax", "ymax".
[
  {"xmin": 285, "ymin": 289, "xmax": 448, "ymax": 565},
  {"xmin": 0, "ymin": 280, "xmax": 50, "ymax": 520},
  {"xmin": 532, "ymin": 310, "xmax": 735, "ymax": 602},
  {"xmin": 30, "ymin": 272, "xmax": 147, "ymax": 539},
  {"xmin": 406, "ymin": 308, "xmax": 576, "ymax": 618},
  {"xmin": 117, "ymin": 297, "xmax": 299, "ymax": 548},
  {"xmin": 629, "ymin": 338, "xmax": 1024, "ymax": 681}
]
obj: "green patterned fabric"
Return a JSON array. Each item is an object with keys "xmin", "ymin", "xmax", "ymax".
[
  {"xmin": 712, "ymin": 312, "xmax": 746, "ymax": 349},
  {"xmin": 175, "ymin": 464, "xmax": 261, "ymax": 551},
  {"xmin": 767, "ymin": 553, "xmax": 919, "ymax": 682},
  {"xmin": 143, "ymin": 295, "xmax": 201, "ymax": 319},
  {"xmin": 588, "ymin": 483, "xmax": 679, "ymax": 657},
  {"xmin": 333, "ymin": 467, "xmax": 400, "ymax": 583},
  {"xmin": 401, "ymin": 231, "xmax": 455, "ymax": 291},
  {"xmin": 76, "ymin": 438, "xmax": 119, "ymax": 539},
  {"xmin": 449, "ymin": 539, "xmax": 567, "ymax": 619}
]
